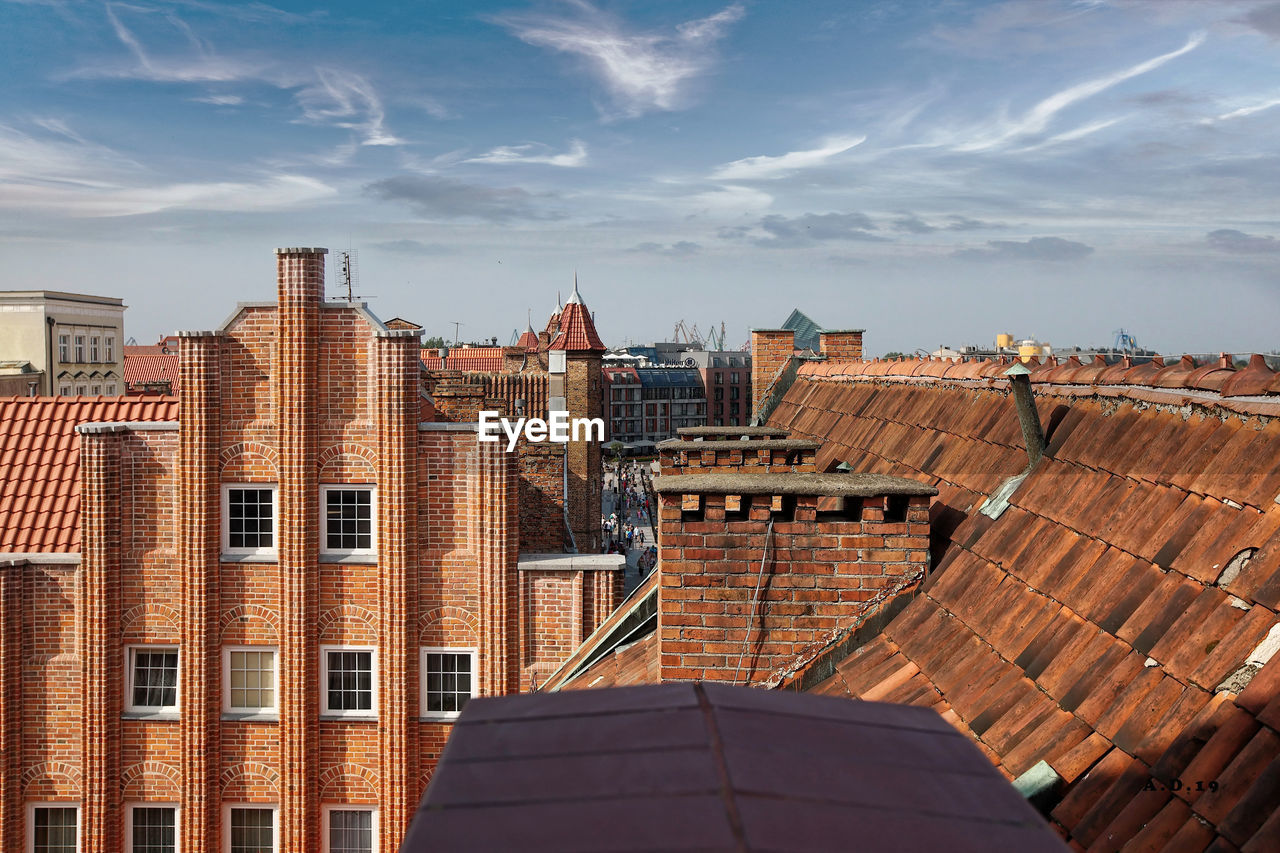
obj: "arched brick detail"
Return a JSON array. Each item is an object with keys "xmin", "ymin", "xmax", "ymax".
[
  {"xmin": 121, "ymin": 603, "xmax": 181, "ymax": 641},
  {"xmin": 418, "ymin": 606, "xmax": 479, "ymax": 645},
  {"xmin": 318, "ymin": 442, "xmax": 378, "ymax": 481},
  {"xmin": 218, "ymin": 604, "xmax": 281, "ymax": 641},
  {"xmin": 121, "ymin": 761, "xmax": 182, "ymax": 799},
  {"xmin": 220, "ymin": 762, "xmax": 281, "ymax": 799},
  {"xmin": 317, "ymin": 604, "xmax": 378, "ymax": 644},
  {"xmin": 22, "ymin": 762, "xmax": 82, "ymax": 798},
  {"xmin": 318, "ymin": 763, "xmax": 379, "ymax": 803},
  {"xmin": 219, "ymin": 441, "xmax": 279, "ymax": 480}
]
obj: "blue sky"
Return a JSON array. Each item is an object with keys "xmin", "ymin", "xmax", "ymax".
[{"xmin": 3, "ymin": 0, "xmax": 1279, "ymax": 355}]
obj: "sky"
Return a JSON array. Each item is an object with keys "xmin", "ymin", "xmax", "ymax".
[{"xmin": 2, "ymin": 0, "xmax": 1279, "ymax": 357}]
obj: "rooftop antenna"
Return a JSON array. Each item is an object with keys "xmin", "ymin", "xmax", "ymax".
[
  {"xmin": 329, "ymin": 250, "xmax": 369, "ymax": 303},
  {"xmin": 451, "ymin": 321, "xmax": 463, "ymax": 346}
]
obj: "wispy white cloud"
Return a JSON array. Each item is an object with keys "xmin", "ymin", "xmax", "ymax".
[
  {"xmin": 296, "ymin": 68, "xmax": 403, "ymax": 146},
  {"xmin": 1204, "ymin": 96, "xmax": 1280, "ymax": 124},
  {"xmin": 952, "ymin": 31, "xmax": 1205, "ymax": 152},
  {"xmin": 190, "ymin": 93, "xmax": 243, "ymax": 105},
  {"xmin": 0, "ymin": 120, "xmax": 332, "ymax": 216},
  {"xmin": 1012, "ymin": 116, "xmax": 1125, "ymax": 153},
  {"xmin": 465, "ymin": 139, "xmax": 588, "ymax": 167},
  {"xmin": 710, "ymin": 135, "xmax": 866, "ymax": 180},
  {"xmin": 496, "ymin": 1, "xmax": 744, "ymax": 118},
  {"xmin": 84, "ymin": 5, "xmax": 404, "ymax": 146}
]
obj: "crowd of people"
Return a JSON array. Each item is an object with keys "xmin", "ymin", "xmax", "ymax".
[{"xmin": 603, "ymin": 460, "xmax": 657, "ymax": 580}]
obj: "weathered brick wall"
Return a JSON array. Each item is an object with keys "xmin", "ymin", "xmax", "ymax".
[
  {"xmin": 518, "ymin": 565, "xmax": 623, "ymax": 691},
  {"xmin": 818, "ymin": 330, "xmax": 863, "ymax": 362},
  {"xmin": 564, "ymin": 355, "xmax": 603, "ymax": 552},
  {"xmin": 750, "ymin": 330, "xmax": 794, "ymax": 419},
  {"xmin": 657, "ymin": 491, "xmax": 930, "ymax": 684},
  {"xmin": 518, "ymin": 443, "xmax": 567, "ymax": 552}
]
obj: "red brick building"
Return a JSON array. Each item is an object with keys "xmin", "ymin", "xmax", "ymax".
[{"xmin": 0, "ymin": 248, "xmax": 621, "ymax": 852}]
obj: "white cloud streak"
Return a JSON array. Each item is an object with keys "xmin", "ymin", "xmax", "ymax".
[
  {"xmin": 497, "ymin": 1, "xmax": 744, "ymax": 118},
  {"xmin": 710, "ymin": 135, "xmax": 866, "ymax": 180},
  {"xmin": 87, "ymin": 5, "xmax": 405, "ymax": 146},
  {"xmin": 464, "ymin": 140, "xmax": 589, "ymax": 167},
  {"xmin": 1206, "ymin": 96, "xmax": 1280, "ymax": 123},
  {"xmin": 953, "ymin": 31, "xmax": 1205, "ymax": 152}
]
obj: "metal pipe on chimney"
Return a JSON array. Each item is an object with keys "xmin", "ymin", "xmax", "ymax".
[{"xmin": 1005, "ymin": 363, "xmax": 1046, "ymax": 469}]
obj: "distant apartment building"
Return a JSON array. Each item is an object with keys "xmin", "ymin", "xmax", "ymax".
[
  {"xmin": 605, "ymin": 366, "xmax": 706, "ymax": 445},
  {"xmin": 0, "ymin": 291, "xmax": 125, "ymax": 396},
  {"xmin": 686, "ymin": 350, "xmax": 751, "ymax": 426}
]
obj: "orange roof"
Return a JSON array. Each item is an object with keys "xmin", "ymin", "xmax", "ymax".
[
  {"xmin": 768, "ymin": 373, "xmax": 1280, "ymax": 849},
  {"xmin": 124, "ymin": 352, "xmax": 181, "ymax": 393},
  {"xmin": 421, "ymin": 347, "xmax": 505, "ymax": 372},
  {"xmin": 0, "ymin": 396, "xmax": 179, "ymax": 552},
  {"xmin": 515, "ymin": 326, "xmax": 539, "ymax": 353},
  {"xmin": 549, "ymin": 304, "xmax": 606, "ymax": 352}
]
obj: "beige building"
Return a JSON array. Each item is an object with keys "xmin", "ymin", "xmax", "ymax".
[{"xmin": 0, "ymin": 291, "xmax": 126, "ymax": 396}]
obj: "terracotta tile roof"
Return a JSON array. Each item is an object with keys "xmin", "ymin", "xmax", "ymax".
[
  {"xmin": 0, "ymin": 395, "xmax": 179, "ymax": 552},
  {"xmin": 421, "ymin": 347, "xmax": 505, "ymax": 372},
  {"xmin": 402, "ymin": 683, "xmax": 1068, "ymax": 852},
  {"xmin": 123, "ymin": 344, "xmax": 168, "ymax": 357},
  {"xmin": 766, "ymin": 372, "xmax": 1280, "ymax": 850},
  {"xmin": 516, "ymin": 326, "xmax": 539, "ymax": 353},
  {"xmin": 794, "ymin": 353, "xmax": 1280, "ymax": 402},
  {"xmin": 548, "ymin": 284, "xmax": 606, "ymax": 352},
  {"xmin": 123, "ymin": 352, "xmax": 181, "ymax": 393}
]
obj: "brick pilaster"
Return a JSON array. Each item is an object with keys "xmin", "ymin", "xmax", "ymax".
[
  {"xmin": 750, "ymin": 330, "xmax": 795, "ymax": 419},
  {"xmin": 474, "ymin": 440, "xmax": 519, "ymax": 697},
  {"xmin": 0, "ymin": 561, "xmax": 23, "ymax": 852},
  {"xmin": 275, "ymin": 247, "xmax": 325, "ymax": 852},
  {"xmin": 78, "ymin": 426, "xmax": 123, "ymax": 850},
  {"xmin": 374, "ymin": 329, "xmax": 421, "ymax": 852},
  {"xmin": 178, "ymin": 330, "xmax": 223, "ymax": 853}
]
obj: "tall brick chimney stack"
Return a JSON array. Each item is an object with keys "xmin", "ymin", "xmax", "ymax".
[
  {"xmin": 274, "ymin": 247, "xmax": 326, "ymax": 852},
  {"xmin": 750, "ymin": 329, "xmax": 795, "ymax": 421},
  {"xmin": 818, "ymin": 329, "xmax": 864, "ymax": 362},
  {"xmin": 654, "ymin": 471, "xmax": 935, "ymax": 685}
]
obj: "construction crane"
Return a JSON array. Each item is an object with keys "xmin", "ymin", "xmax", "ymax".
[{"xmin": 1113, "ymin": 328, "xmax": 1139, "ymax": 353}]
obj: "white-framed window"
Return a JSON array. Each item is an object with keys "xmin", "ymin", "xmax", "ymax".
[
  {"xmin": 223, "ymin": 647, "xmax": 277, "ymax": 716},
  {"xmin": 90, "ymin": 337, "xmax": 100, "ymax": 362},
  {"xmin": 222, "ymin": 485, "xmax": 277, "ymax": 555},
  {"xmin": 224, "ymin": 804, "xmax": 276, "ymax": 853},
  {"xmin": 126, "ymin": 646, "xmax": 179, "ymax": 714},
  {"xmin": 58, "ymin": 385, "xmax": 70, "ymax": 397},
  {"xmin": 320, "ymin": 646, "xmax": 376, "ymax": 717},
  {"xmin": 57, "ymin": 335, "xmax": 69, "ymax": 363},
  {"xmin": 127, "ymin": 803, "xmax": 177, "ymax": 853},
  {"xmin": 106, "ymin": 384, "xmax": 117, "ymax": 396},
  {"xmin": 320, "ymin": 486, "xmax": 376, "ymax": 555},
  {"xmin": 105, "ymin": 336, "xmax": 116, "ymax": 362},
  {"xmin": 91, "ymin": 385, "xmax": 101, "ymax": 396},
  {"xmin": 74, "ymin": 336, "xmax": 85, "ymax": 363},
  {"xmin": 420, "ymin": 647, "xmax": 477, "ymax": 720},
  {"xmin": 28, "ymin": 803, "xmax": 79, "ymax": 853},
  {"xmin": 75, "ymin": 385, "xmax": 86, "ymax": 395},
  {"xmin": 323, "ymin": 806, "xmax": 377, "ymax": 853}
]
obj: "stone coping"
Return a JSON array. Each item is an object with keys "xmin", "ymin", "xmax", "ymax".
[
  {"xmin": 657, "ymin": 438, "xmax": 819, "ymax": 452},
  {"xmin": 676, "ymin": 426, "xmax": 790, "ymax": 438},
  {"xmin": 654, "ymin": 472, "xmax": 937, "ymax": 498},
  {"xmin": 518, "ymin": 553, "xmax": 628, "ymax": 571}
]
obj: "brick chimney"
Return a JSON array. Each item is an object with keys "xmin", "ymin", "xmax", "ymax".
[
  {"xmin": 818, "ymin": 329, "xmax": 864, "ymax": 362},
  {"xmin": 654, "ymin": 471, "xmax": 935, "ymax": 685},
  {"xmin": 750, "ymin": 329, "xmax": 794, "ymax": 421}
]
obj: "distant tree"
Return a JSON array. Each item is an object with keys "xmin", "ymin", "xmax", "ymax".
[
  {"xmin": 422, "ymin": 336, "xmax": 446, "ymax": 349},
  {"xmin": 883, "ymin": 351, "xmax": 906, "ymax": 359}
]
